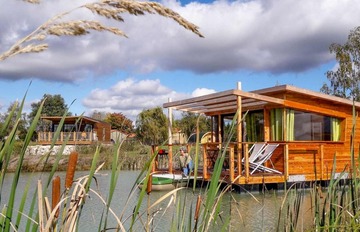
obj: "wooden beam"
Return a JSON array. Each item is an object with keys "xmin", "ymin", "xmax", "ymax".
[
  {"xmin": 233, "ymin": 89, "xmax": 285, "ymax": 105},
  {"xmin": 283, "ymin": 100, "xmax": 348, "ymax": 118},
  {"xmin": 163, "ymin": 90, "xmax": 236, "ymax": 108}
]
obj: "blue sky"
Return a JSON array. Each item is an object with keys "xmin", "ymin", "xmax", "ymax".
[{"xmin": 0, "ymin": 0, "xmax": 359, "ymax": 121}]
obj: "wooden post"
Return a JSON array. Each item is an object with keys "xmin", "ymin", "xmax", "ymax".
[
  {"xmin": 245, "ymin": 146, "xmax": 249, "ymax": 182},
  {"xmin": 242, "ymin": 143, "xmax": 248, "ymax": 178},
  {"xmin": 202, "ymin": 144, "xmax": 208, "ymax": 179},
  {"xmin": 168, "ymin": 98, "xmax": 173, "ymax": 173},
  {"xmin": 218, "ymin": 115, "xmax": 222, "ymax": 147},
  {"xmin": 284, "ymin": 144, "xmax": 289, "ymax": 180},
  {"xmin": 236, "ymin": 82, "xmax": 243, "ymax": 183},
  {"xmin": 229, "ymin": 145, "xmax": 234, "ymax": 182}
]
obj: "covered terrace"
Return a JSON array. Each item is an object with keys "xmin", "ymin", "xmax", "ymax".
[{"xmin": 159, "ymin": 83, "xmax": 352, "ymax": 185}]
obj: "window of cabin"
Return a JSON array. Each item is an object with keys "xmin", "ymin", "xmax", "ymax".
[
  {"xmin": 292, "ymin": 110, "xmax": 341, "ymax": 141},
  {"xmin": 84, "ymin": 124, "xmax": 93, "ymax": 132},
  {"xmin": 270, "ymin": 108, "xmax": 341, "ymax": 142},
  {"xmin": 244, "ymin": 110, "xmax": 264, "ymax": 142},
  {"xmin": 63, "ymin": 124, "xmax": 75, "ymax": 132}
]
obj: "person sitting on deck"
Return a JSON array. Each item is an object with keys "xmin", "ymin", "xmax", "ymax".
[{"xmin": 179, "ymin": 147, "xmax": 193, "ymax": 177}]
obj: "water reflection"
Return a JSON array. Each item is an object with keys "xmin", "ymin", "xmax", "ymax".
[{"xmin": 1, "ymin": 170, "xmax": 315, "ymax": 231}]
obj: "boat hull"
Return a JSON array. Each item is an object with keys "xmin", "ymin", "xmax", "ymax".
[{"xmin": 138, "ymin": 173, "xmax": 190, "ymax": 191}]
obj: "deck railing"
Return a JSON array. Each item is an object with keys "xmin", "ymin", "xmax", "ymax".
[
  {"xmin": 152, "ymin": 142, "xmax": 327, "ymax": 185},
  {"xmin": 37, "ymin": 131, "xmax": 97, "ymax": 143}
]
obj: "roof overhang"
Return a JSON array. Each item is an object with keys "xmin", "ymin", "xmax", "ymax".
[
  {"xmin": 164, "ymin": 89, "xmax": 285, "ymax": 115},
  {"xmin": 163, "ymin": 85, "xmax": 360, "ymax": 116},
  {"xmin": 40, "ymin": 116, "xmax": 103, "ymax": 125}
]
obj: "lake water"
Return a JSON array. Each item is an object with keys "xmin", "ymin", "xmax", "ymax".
[{"xmin": 1, "ymin": 170, "xmax": 315, "ymax": 231}]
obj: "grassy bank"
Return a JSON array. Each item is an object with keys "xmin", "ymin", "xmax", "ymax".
[{"xmin": 7, "ymin": 140, "xmax": 151, "ymax": 172}]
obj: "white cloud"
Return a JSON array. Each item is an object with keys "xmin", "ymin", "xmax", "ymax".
[
  {"xmin": 192, "ymin": 88, "xmax": 216, "ymax": 97},
  {"xmin": 82, "ymin": 78, "xmax": 189, "ymax": 120},
  {"xmin": 1, "ymin": 0, "xmax": 360, "ymax": 81}
]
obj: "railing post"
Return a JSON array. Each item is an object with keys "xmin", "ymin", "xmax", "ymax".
[
  {"xmin": 242, "ymin": 144, "xmax": 247, "ymax": 177},
  {"xmin": 284, "ymin": 144, "xmax": 289, "ymax": 181},
  {"xmin": 245, "ymin": 144, "xmax": 249, "ymax": 182},
  {"xmin": 202, "ymin": 144, "xmax": 208, "ymax": 179},
  {"xmin": 229, "ymin": 144, "xmax": 234, "ymax": 182}
]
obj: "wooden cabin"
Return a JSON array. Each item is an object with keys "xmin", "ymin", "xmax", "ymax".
[
  {"xmin": 37, "ymin": 116, "xmax": 112, "ymax": 145},
  {"xmin": 160, "ymin": 83, "xmax": 360, "ymax": 185}
]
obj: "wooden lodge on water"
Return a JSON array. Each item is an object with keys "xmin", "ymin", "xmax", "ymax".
[
  {"xmin": 37, "ymin": 116, "xmax": 112, "ymax": 145},
  {"xmin": 155, "ymin": 83, "xmax": 360, "ymax": 186}
]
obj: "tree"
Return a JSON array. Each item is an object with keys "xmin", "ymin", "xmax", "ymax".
[
  {"xmin": 90, "ymin": 111, "xmax": 107, "ymax": 121},
  {"xmin": 0, "ymin": 102, "xmax": 28, "ymax": 140},
  {"xmin": 135, "ymin": 107, "xmax": 168, "ymax": 145},
  {"xmin": 104, "ymin": 112, "xmax": 133, "ymax": 134},
  {"xmin": 175, "ymin": 112, "xmax": 211, "ymax": 139},
  {"xmin": 28, "ymin": 94, "xmax": 71, "ymax": 123},
  {"xmin": 321, "ymin": 26, "xmax": 360, "ymax": 101},
  {"xmin": 0, "ymin": 0, "xmax": 203, "ymax": 61}
]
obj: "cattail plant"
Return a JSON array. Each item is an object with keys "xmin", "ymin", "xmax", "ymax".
[
  {"xmin": 65, "ymin": 151, "xmax": 78, "ymax": 189},
  {"xmin": 52, "ymin": 176, "xmax": 61, "ymax": 219}
]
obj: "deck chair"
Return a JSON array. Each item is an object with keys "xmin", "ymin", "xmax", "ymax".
[
  {"xmin": 245, "ymin": 143, "xmax": 267, "ymax": 163},
  {"xmin": 241, "ymin": 143, "xmax": 267, "ymax": 173},
  {"xmin": 249, "ymin": 143, "xmax": 281, "ymax": 174}
]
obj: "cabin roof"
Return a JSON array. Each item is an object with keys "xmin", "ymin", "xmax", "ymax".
[
  {"xmin": 163, "ymin": 84, "xmax": 360, "ymax": 116},
  {"xmin": 40, "ymin": 116, "xmax": 108, "ymax": 125}
]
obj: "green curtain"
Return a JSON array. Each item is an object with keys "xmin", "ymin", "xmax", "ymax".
[
  {"xmin": 270, "ymin": 108, "xmax": 283, "ymax": 141},
  {"xmin": 245, "ymin": 113, "xmax": 256, "ymax": 142},
  {"xmin": 331, "ymin": 117, "xmax": 340, "ymax": 141},
  {"xmin": 286, "ymin": 109, "xmax": 295, "ymax": 141}
]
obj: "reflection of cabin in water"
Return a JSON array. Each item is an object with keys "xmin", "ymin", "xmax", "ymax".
[
  {"xmin": 37, "ymin": 116, "xmax": 112, "ymax": 145},
  {"xmin": 157, "ymin": 83, "xmax": 360, "ymax": 185}
]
